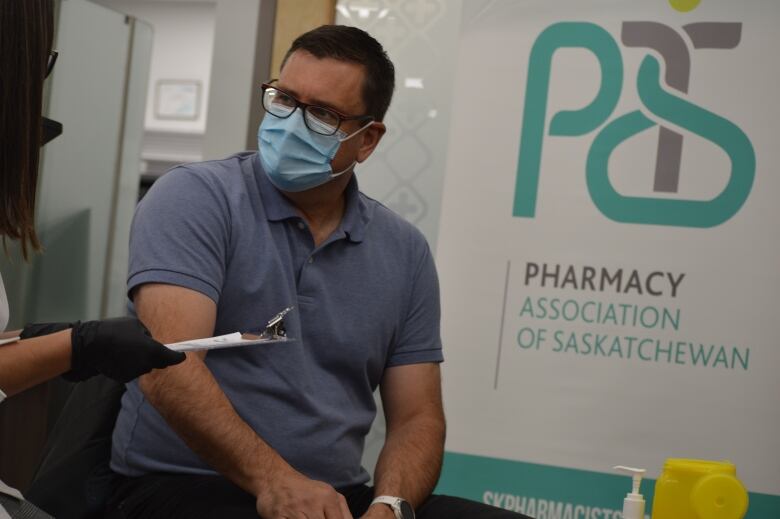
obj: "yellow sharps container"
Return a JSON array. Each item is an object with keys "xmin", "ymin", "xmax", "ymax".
[{"xmin": 652, "ymin": 459, "xmax": 749, "ymax": 519}]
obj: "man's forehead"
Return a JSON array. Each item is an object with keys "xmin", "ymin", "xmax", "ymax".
[{"xmin": 278, "ymin": 50, "xmax": 366, "ymax": 114}]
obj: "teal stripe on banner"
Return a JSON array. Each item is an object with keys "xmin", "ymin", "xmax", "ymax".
[{"xmin": 435, "ymin": 451, "xmax": 780, "ymax": 518}]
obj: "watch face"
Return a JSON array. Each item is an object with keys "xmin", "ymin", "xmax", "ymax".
[{"xmin": 399, "ymin": 500, "xmax": 415, "ymax": 519}]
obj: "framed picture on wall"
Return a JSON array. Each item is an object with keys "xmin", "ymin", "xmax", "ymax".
[{"xmin": 154, "ymin": 80, "xmax": 201, "ymax": 120}]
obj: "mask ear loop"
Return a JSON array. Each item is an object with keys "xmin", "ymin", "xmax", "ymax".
[
  {"xmin": 331, "ymin": 119, "xmax": 375, "ymax": 178},
  {"xmin": 331, "ymin": 161, "xmax": 357, "ymax": 178},
  {"xmin": 337, "ymin": 119, "xmax": 375, "ymax": 142}
]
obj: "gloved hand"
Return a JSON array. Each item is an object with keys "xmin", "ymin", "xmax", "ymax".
[
  {"xmin": 20, "ymin": 321, "xmax": 72, "ymax": 339},
  {"xmin": 21, "ymin": 317, "xmax": 186, "ymax": 382}
]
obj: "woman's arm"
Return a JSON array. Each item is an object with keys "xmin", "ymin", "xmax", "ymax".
[
  {"xmin": 0, "ymin": 329, "xmax": 71, "ymax": 397},
  {"xmin": 0, "ymin": 317, "xmax": 187, "ymax": 398}
]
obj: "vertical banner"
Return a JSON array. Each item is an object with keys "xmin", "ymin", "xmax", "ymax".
[{"xmin": 435, "ymin": 1, "xmax": 780, "ymax": 517}]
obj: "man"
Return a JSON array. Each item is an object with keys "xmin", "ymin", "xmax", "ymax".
[{"xmin": 106, "ymin": 25, "xmax": 530, "ymax": 519}]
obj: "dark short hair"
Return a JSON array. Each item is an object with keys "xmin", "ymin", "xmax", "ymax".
[
  {"xmin": 0, "ymin": 0, "xmax": 54, "ymax": 259},
  {"xmin": 282, "ymin": 25, "xmax": 395, "ymax": 122}
]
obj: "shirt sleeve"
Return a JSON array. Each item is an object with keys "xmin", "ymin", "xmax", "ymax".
[
  {"xmin": 387, "ymin": 239, "xmax": 444, "ymax": 367},
  {"xmin": 127, "ymin": 166, "xmax": 230, "ymax": 303}
]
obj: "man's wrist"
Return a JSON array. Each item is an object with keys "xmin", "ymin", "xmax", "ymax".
[
  {"xmin": 249, "ymin": 461, "xmax": 282, "ymax": 497},
  {"xmin": 370, "ymin": 495, "xmax": 415, "ymax": 519},
  {"xmin": 368, "ymin": 502, "xmax": 397, "ymax": 518},
  {"xmin": 249, "ymin": 455, "xmax": 298, "ymax": 497}
]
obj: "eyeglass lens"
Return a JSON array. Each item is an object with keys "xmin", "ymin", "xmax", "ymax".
[{"xmin": 263, "ymin": 87, "xmax": 341, "ymax": 136}]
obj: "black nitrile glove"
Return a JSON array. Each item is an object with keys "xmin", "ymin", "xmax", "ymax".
[
  {"xmin": 65, "ymin": 317, "xmax": 186, "ymax": 383},
  {"xmin": 20, "ymin": 321, "xmax": 73, "ymax": 339}
]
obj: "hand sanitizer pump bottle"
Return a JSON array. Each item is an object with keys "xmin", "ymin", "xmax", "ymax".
[{"xmin": 614, "ymin": 466, "xmax": 646, "ymax": 519}]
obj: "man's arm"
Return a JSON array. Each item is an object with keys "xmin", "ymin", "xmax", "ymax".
[
  {"xmin": 134, "ymin": 283, "xmax": 351, "ymax": 519},
  {"xmin": 364, "ymin": 363, "xmax": 446, "ymax": 518}
]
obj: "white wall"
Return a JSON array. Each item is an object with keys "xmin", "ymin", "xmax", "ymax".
[
  {"xmin": 94, "ymin": 0, "xmax": 275, "ymax": 163},
  {"xmin": 92, "ymin": 0, "xmax": 216, "ymax": 135}
]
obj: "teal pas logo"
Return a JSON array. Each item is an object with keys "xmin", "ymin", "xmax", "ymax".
[{"xmin": 513, "ymin": 18, "xmax": 755, "ymax": 227}]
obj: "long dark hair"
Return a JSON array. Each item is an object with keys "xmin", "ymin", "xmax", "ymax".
[{"xmin": 0, "ymin": 0, "xmax": 54, "ymax": 259}]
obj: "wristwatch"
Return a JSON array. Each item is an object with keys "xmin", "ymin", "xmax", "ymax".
[{"xmin": 371, "ymin": 496, "xmax": 415, "ymax": 519}]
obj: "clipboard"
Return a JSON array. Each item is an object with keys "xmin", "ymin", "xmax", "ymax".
[
  {"xmin": 165, "ymin": 332, "xmax": 289, "ymax": 352},
  {"xmin": 165, "ymin": 306, "xmax": 293, "ymax": 352}
]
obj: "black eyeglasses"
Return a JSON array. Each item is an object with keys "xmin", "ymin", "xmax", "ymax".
[
  {"xmin": 261, "ymin": 81, "xmax": 373, "ymax": 136},
  {"xmin": 46, "ymin": 50, "xmax": 58, "ymax": 78}
]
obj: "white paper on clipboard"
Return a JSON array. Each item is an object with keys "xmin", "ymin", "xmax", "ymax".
[{"xmin": 165, "ymin": 332, "xmax": 289, "ymax": 352}]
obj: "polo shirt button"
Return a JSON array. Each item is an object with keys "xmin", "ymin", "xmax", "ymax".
[
  {"xmin": 308, "ymin": 257, "xmax": 314, "ymax": 264},
  {"xmin": 297, "ymin": 222, "xmax": 305, "ymax": 230}
]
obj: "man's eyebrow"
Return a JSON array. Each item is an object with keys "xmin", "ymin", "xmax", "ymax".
[{"xmin": 276, "ymin": 83, "xmax": 348, "ymax": 114}]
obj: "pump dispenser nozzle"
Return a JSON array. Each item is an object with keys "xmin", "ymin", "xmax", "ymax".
[{"xmin": 614, "ymin": 466, "xmax": 646, "ymax": 519}]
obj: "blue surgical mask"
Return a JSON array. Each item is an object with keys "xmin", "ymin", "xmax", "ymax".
[{"xmin": 258, "ymin": 110, "xmax": 371, "ymax": 192}]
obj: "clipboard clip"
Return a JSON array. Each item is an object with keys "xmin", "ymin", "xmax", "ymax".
[{"xmin": 260, "ymin": 306, "xmax": 293, "ymax": 339}]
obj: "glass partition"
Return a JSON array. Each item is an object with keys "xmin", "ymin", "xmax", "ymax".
[
  {"xmin": 336, "ymin": 0, "xmax": 464, "ymax": 479},
  {"xmin": 104, "ymin": 19, "xmax": 153, "ymax": 318},
  {"xmin": 6, "ymin": 0, "xmax": 152, "ymax": 325}
]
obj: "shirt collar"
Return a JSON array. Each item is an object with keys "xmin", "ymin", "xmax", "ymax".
[{"xmin": 253, "ymin": 153, "xmax": 368, "ymax": 243}]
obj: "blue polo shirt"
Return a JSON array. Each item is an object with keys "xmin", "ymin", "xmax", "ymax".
[{"xmin": 110, "ymin": 152, "xmax": 443, "ymax": 489}]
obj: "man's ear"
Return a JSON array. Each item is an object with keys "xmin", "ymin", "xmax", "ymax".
[{"xmin": 356, "ymin": 122, "xmax": 386, "ymax": 163}]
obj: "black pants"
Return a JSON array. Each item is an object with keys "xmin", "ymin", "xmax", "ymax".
[{"xmin": 105, "ymin": 473, "xmax": 532, "ymax": 519}]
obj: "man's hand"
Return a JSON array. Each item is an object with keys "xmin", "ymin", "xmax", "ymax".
[
  {"xmin": 255, "ymin": 469, "xmax": 353, "ymax": 519},
  {"xmin": 359, "ymin": 503, "xmax": 395, "ymax": 519}
]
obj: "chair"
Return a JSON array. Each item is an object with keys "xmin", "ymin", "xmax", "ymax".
[{"xmin": 25, "ymin": 376, "xmax": 125, "ymax": 519}]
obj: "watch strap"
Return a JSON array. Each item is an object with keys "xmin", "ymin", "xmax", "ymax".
[{"xmin": 371, "ymin": 496, "xmax": 405, "ymax": 519}]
